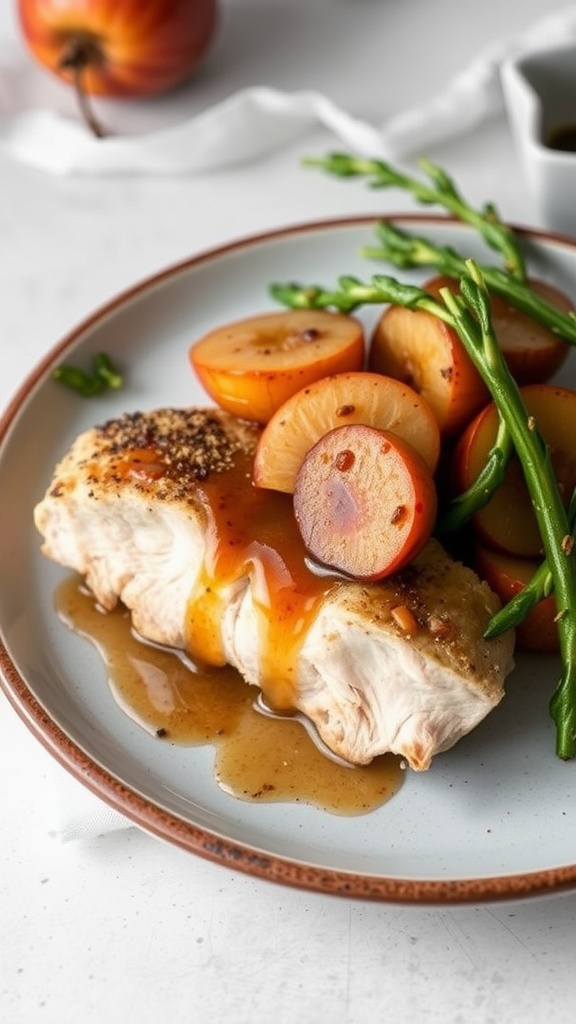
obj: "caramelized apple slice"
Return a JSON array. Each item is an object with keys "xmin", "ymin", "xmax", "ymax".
[
  {"xmin": 425, "ymin": 274, "xmax": 572, "ymax": 385},
  {"xmin": 453, "ymin": 383, "xmax": 576, "ymax": 557},
  {"xmin": 368, "ymin": 302, "xmax": 488, "ymax": 437},
  {"xmin": 474, "ymin": 543, "xmax": 559, "ymax": 652},
  {"xmin": 253, "ymin": 371, "xmax": 440, "ymax": 493},
  {"xmin": 189, "ymin": 309, "xmax": 364, "ymax": 423},
  {"xmin": 293, "ymin": 424, "xmax": 437, "ymax": 580}
]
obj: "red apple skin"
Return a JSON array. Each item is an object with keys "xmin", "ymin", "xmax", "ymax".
[
  {"xmin": 368, "ymin": 303, "xmax": 489, "ymax": 438},
  {"xmin": 452, "ymin": 383, "xmax": 576, "ymax": 558},
  {"xmin": 474, "ymin": 544, "xmax": 559, "ymax": 653},
  {"xmin": 18, "ymin": 0, "xmax": 218, "ymax": 98},
  {"xmin": 424, "ymin": 274, "xmax": 572, "ymax": 385}
]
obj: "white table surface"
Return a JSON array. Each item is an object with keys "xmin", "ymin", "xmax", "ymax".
[{"xmin": 3, "ymin": 1, "xmax": 576, "ymax": 1021}]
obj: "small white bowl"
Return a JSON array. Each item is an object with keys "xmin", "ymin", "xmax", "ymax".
[{"xmin": 501, "ymin": 43, "xmax": 576, "ymax": 235}]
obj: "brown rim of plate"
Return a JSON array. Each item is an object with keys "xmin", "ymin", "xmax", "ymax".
[{"xmin": 2, "ymin": 214, "xmax": 576, "ymax": 905}]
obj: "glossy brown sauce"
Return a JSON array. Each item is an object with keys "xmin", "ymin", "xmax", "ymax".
[
  {"xmin": 183, "ymin": 454, "xmax": 341, "ymax": 710},
  {"xmin": 546, "ymin": 123, "xmax": 576, "ymax": 152},
  {"xmin": 56, "ymin": 576, "xmax": 403, "ymax": 815}
]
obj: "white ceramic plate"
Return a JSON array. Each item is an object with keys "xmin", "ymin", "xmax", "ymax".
[{"xmin": 2, "ymin": 215, "xmax": 576, "ymax": 904}]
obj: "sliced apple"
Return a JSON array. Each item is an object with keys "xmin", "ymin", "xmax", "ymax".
[
  {"xmin": 293, "ymin": 424, "xmax": 437, "ymax": 580},
  {"xmin": 453, "ymin": 383, "xmax": 576, "ymax": 557},
  {"xmin": 368, "ymin": 301, "xmax": 489, "ymax": 437},
  {"xmin": 425, "ymin": 274, "xmax": 573, "ymax": 385},
  {"xmin": 253, "ymin": 371, "xmax": 441, "ymax": 493},
  {"xmin": 189, "ymin": 309, "xmax": 364, "ymax": 423},
  {"xmin": 474, "ymin": 543, "xmax": 559, "ymax": 652}
]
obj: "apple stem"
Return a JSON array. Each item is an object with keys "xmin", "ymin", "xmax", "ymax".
[{"xmin": 58, "ymin": 37, "xmax": 106, "ymax": 140}]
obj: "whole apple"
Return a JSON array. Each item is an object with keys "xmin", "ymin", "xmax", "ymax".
[{"xmin": 18, "ymin": 0, "xmax": 218, "ymax": 107}]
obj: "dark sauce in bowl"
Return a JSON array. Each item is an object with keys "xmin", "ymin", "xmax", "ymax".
[{"xmin": 546, "ymin": 123, "xmax": 576, "ymax": 153}]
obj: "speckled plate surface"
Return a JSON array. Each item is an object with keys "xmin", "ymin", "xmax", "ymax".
[{"xmin": 1, "ymin": 215, "xmax": 576, "ymax": 903}]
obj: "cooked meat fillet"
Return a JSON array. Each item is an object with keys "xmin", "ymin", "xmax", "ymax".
[{"xmin": 34, "ymin": 406, "xmax": 515, "ymax": 770}]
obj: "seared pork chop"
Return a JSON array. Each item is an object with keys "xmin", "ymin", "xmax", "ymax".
[{"xmin": 34, "ymin": 406, "xmax": 515, "ymax": 770}]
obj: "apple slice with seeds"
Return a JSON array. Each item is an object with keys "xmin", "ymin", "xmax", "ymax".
[
  {"xmin": 293, "ymin": 423, "xmax": 438, "ymax": 580},
  {"xmin": 253, "ymin": 371, "xmax": 440, "ymax": 493}
]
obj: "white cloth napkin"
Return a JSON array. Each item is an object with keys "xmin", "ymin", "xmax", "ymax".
[{"xmin": 2, "ymin": 4, "xmax": 576, "ymax": 176}]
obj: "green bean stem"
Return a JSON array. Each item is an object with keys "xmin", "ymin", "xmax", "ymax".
[
  {"xmin": 271, "ymin": 266, "xmax": 576, "ymax": 758},
  {"xmin": 53, "ymin": 352, "xmax": 123, "ymax": 397},
  {"xmin": 484, "ymin": 488, "xmax": 576, "ymax": 640},
  {"xmin": 304, "ymin": 153, "xmax": 527, "ymax": 279},
  {"xmin": 363, "ymin": 222, "xmax": 576, "ymax": 344},
  {"xmin": 436, "ymin": 416, "xmax": 514, "ymax": 535}
]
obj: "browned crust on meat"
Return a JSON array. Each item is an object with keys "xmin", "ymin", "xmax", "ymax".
[
  {"xmin": 48, "ymin": 408, "xmax": 261, "ymax": 505},
  {"xmin": 331, "ymin": 539, "xmax": 509, "ymax": 701}
]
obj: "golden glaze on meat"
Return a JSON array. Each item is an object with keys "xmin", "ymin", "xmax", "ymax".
[{"xmin": 34, "ymin": 406, "xmax": 515, "ymax": 770}]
